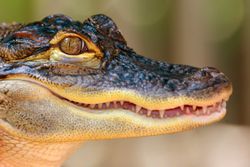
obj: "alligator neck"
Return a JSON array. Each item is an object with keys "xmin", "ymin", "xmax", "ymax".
[{"xmin": 0, "ymin": 128, "xmax": 82, "ymax": 167}]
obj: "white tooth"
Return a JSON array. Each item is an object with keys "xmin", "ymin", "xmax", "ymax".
[
  {"xmin": 222, "ymin": 101, "xmax": 226, "ymax": 108},
  {"xmin": 180, "ymin": 105, "xmax": 184, "ymax": 111},
  {"xmin": 195, "ymin": 110, "xmax": 200, "ymax": 115},
  {"xmin": 192, "ymin": 105, "xmax": 197, "ymax": 111},
  {"xmin": 222, "ymin": 108, "xmax": 226, "ymax": 113},
  {"xmin": 135, "ymin": 106, "xmax": 141, "ymax": 113},
  {"xmin": 159, "ymin": 110, "xmax": 164, "ymax": 118},
  {"xmin": 98, "ymin": 103, "xmax": 102, "ymax": 109},
  {"xmin": 202, "ymin": 106, "xmax": 207, "ymax": 114},
  {"xmin": 147, "ymin": 110, "xmax": 152, "ymax": 116},
  {"xmin": 106, "ymin": 102, "xmax": 110, "ymax": 108},
  {"xmin": 89, "ymin": 104, "xmax": 95, "ymax": 108},
  {"xmin": 186, "ymin": 108, "xmax": 191, "ymax": 114}
]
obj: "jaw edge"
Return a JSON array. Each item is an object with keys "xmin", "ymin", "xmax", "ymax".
[
  {"xmin": 64, "ymin": 96, "xmax": 229, "ymax": 120},
  {"xmin": 1, "ymin": 76, "xmax": 232, "ymax": 121},
  {"xmin": 58, "ymin": 84, "xmax": 232, "ymax": 121}
]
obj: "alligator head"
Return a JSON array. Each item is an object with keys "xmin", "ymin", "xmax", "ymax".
[{"xmin": 0, "ymin": 14, "xmax": 232, "ymax": 142}]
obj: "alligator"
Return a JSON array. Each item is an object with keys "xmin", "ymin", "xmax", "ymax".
[{"xmin": 0, "ymin": 14, "xmax": 232, "ymax": 167}]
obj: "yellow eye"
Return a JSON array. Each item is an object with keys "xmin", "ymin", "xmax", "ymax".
[
  {"xmin": 59, "ymin": 37, "xmax": 87, "ymax": 55},
  {"xmin": 40, "ymin": 31, "xmax": 104, "ymax": 68}
]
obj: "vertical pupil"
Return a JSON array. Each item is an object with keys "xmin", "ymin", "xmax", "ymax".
[{"xmin": 60, "ymin": 37, "xmax": 83, "ymax": 55}]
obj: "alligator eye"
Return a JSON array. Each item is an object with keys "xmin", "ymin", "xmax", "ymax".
[
  {"xmin": 49, "ymin": 31, "xmax": 103, "ymax": 67},
  {"xmin": 59, "ymin": 37, "xmax": 87, "ymax": 55}
]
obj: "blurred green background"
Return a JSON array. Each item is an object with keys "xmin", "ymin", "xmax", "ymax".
[
  {"xmin": 0, "ymin": 0, "xmax": 248, "ymax": 125},
  {"xmin": 0, "ymin": 1, "xmax": 249, "ymax": 167}
]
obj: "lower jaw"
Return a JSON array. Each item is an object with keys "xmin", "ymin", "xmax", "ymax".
[{"xmin": 72, "ymin": 105, "xmax": 227, "ymax": 139}]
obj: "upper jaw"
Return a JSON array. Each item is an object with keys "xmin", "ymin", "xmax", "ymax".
[
  {"xmin": 101, "ymin": 53, "xmax": 232, "ymax": 100},
  {"xmin": 0, "ymin": 53, "xmax": 232, "ymax": 110}
]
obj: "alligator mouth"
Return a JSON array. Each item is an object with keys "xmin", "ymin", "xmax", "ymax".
[
  {"xmin": 64, "ymin": 98, "xmax": 228, "ymax": 119},
  {"xmin": 2, "ymin": 76, "xmax": 230, "ymax": 120}
]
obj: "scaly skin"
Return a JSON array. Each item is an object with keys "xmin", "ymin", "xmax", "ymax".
[{"xmin": 0, "ymin": 14, "xmax": 232, "ymax": 167}]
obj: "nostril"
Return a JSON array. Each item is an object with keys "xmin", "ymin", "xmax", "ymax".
[
  {"xmin": 192, "ymin": 68, "xmax": 212, "ymax": 79},
  {"xmin": 200, "ymin": 70, "xmax": 209, "ymax": 77},
  {"xmin": 201, "ymin": 67, "xmax": 222, "ymax": 78},
  {"xmin": 201, "ymin": 67, "xmax": 221, "ymax": 73}
]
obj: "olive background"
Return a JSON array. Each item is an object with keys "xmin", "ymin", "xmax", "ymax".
[{"xmin": 0, "ymin": 0, "xmax": 249, "ymax": 167}]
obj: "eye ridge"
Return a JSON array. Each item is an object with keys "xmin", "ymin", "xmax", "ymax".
[{"xmin": 59, "ymin": 36, "xmax": 88, "ymax": 55}]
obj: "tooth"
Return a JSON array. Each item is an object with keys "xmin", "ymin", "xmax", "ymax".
[
  {"xmin": 222, "ymin": 108, "xmax": 226, "ymax": 113},
  {"xmin": 135, "ymin": 106, "xmax": 141, "ymax": 113},
  {"xmin": 106, "ymin": 102, "xmax": 110, "ymax": 108},
  {"xmin": 192, "ymin": 105, "xmax": 197, "ymax": 111},
  {"xmin": 120, "ymin": 101, "xmax": 124, "ymax": 106},
  {"xmin": 98, "ymin": 103, "xmax": 102, "ymax": 109},
  {"xmin": 89, "ymin": 104, "xmax": 95, "ymax": 108},
  {"xmin": 202, "ymin": 106, "xmax": 207, "ymax": 114},
  {"xmin": 186, "ymin": 108, "xmax": 191, "ymax": 114},
  {"xmin": 180, "ymin": 105, "xmax": 184, "ymax": 111},
  {"xmin": 176, "ymin": 112, "xmax": 180, "ymax": 116},
  {"xmin": 222, "ymin": 101, "xmax": 226, "ymax": 108},
  {"xmin": 159, "ymin": 110, "xmax": 164, "ymax": 118},
  {"xmin": 147, "ymin": 110, "xmax": 152, "ymax": 116},
  {"xmin": 195, "ymin": 110, "xmax": 200, "ymax": 115}
]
